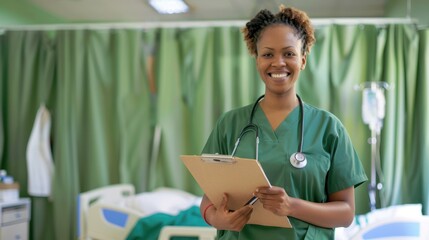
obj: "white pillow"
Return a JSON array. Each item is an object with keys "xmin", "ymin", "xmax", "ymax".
[{"xmin": 122, "ymin": 187, "xmax": 202, "ymax": 216}]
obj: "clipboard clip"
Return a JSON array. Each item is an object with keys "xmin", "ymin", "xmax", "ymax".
[{"xmin": 201, "ymin": 154, "xmax": 236, "ymax": 164}]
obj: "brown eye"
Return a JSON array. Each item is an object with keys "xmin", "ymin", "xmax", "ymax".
[
  {"xmin": 284, "ymin": 51, "xmax": 296, "ymax": 58},
  {"xmin": 261, "ymin": 53, "xmax": 273, "ymax": 58}
]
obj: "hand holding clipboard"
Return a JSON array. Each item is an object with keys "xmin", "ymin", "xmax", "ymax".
[{"xmin": 181, "ymin": 154, "xmax": 292, "ymax": 228}]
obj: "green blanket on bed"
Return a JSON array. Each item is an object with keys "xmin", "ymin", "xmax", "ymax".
[{"xmin": 126, "ymin": 206, "xmax": 210, "ymax": 240}]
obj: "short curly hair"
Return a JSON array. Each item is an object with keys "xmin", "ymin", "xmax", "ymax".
[{"xmin": 242, "ymin": 5, "xmax": 315, "ymax": 57}]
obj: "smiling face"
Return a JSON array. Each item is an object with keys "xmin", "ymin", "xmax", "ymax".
[{"xmin": 256, "ymin": 24, "xmax": 307, "ymax": 97}]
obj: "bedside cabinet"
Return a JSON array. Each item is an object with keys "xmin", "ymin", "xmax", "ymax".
[{"xmin": 0, "ymin": 199, "xmax": 31, "ymax": 240}]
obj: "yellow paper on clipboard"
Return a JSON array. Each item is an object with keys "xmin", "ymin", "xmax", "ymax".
[{"xmin": 180, "ymin": 154, "xmax": 292, "ymax": 228}]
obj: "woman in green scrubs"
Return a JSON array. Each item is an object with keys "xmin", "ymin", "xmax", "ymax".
[{"xmin": 199, "ymin": 5, "xmax": 368, "ymax": 240}]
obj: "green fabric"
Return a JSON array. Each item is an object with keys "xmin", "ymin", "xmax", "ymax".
[
  {"xmin": 416, "ymin": 28, "xmax": 429, "ymax": 214},
  {"xmin": 0, "ymin": 30, "xmax": 56, "ymax": 240},
  {"xmin": 378, "ymin": 25, "xmax": 421, "ymax": 208},
  {"xmin": 0, "ymin": 24, "xmax": 428, "ymax": 240},
  {"xmin": 52, "ymin": 29, "xmax": 154, "ymax": 239},
  {"xmin": 126, "ymin": 206, "xmax": 208, "ymax": 240},
  {"xmin": 202, "ymin": 102, "xmax": 367, "ymax": 240}
]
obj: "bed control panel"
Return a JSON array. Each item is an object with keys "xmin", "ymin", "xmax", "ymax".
[{"xmin": 0, "ymin": 198, "xmax": 31, "ymax": 240}]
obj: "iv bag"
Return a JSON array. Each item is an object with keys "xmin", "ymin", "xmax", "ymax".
[{"xmin": 362, "ymin": 87, "xmax": 385, "ymax": 133}]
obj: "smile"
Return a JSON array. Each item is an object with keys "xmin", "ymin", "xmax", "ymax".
[{"xmin": 269, "ymin": 72, "xmax": 290, "ymax": 78}]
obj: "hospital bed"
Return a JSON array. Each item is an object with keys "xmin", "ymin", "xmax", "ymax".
[
  {"xmin": 78, "ymin": 184, "xmax": 429, "ymax": 240},
  {"xmin": 78, "ymin": 184, "xmax": 216, "ymax": 240}
]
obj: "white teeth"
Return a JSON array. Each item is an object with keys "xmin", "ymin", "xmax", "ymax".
[{"xmin": 271, "ymin": 73, "xmax": 287, "ymax": 78}]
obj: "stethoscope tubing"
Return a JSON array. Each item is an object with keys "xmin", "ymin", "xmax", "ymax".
[{"xmin": 231, "ymin": 94, "xmax": 306, "ymax": 168}]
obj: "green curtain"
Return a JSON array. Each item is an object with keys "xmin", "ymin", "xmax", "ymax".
[
  {"xmin": 0, "ymin": 30, "xmax": 56, "ymax": 240},
  {"xmin": 0, "ymin": 23, "xmax": 428, "ymax": 240},
  {"xmin": 416, "ymin": 28, "xmax": 429, "ymax": 215},
  {"xmin": 378, "ymin": 24, "xmax": 419, "ymax": 207},
  {"xmin": 52, "ymin": 29, "xmax": 156, "ymax": 239}
]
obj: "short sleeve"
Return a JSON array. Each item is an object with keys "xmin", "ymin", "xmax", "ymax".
[{"xmin": 326, "ymin": 122, "xmax": 368, "ymax": 194}]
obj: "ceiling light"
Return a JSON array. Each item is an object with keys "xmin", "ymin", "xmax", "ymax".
[{"xmin": 148, "ymin": 0, "xmax": 190, "ymax": 14}]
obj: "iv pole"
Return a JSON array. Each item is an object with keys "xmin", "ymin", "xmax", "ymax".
[
  {"xmin": 368, "ymin": 122, "xmax": 381, "ymax": 211},
  {"xmin": 358, "ymin": 81, "xmax": 389, "ymax": 211}
]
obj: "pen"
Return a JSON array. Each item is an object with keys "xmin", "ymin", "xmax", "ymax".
[
  {"xmin": 229, "ymin": 196, "xmax": 258, "ymax": 212},
  {"xmin": 244, "ymin": 196, "xmax": 258, "ymax": 206}
]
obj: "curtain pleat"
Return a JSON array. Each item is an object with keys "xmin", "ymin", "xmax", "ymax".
[
  {"xmin": 415, "ymin": 28, "xmax": 429, "ymax": 214},
  {"xmin": 378, "ymin": 24, "xmax": 420, "ymax": 208},
  {"xmin": 0, "ymin": 30, "xmax": 56, "ymax": 239},
  {"xmin": 53, "ymin": 29, "xmax": 153, "ymax": 239}
]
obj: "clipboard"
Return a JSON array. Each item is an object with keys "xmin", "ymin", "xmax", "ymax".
[{"xmin": 181, "ymin": 154, "xmax": 292, "ymax": 228}]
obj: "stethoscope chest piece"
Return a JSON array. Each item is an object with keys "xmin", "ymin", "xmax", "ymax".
[{"xmin": 290, "ymin": 152, "xmax": 307, "ymax": 169}]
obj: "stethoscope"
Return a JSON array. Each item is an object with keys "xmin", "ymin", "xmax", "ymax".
[{"xmin": 230, "ymin": 94, "xmax": 307, "ymax": 169}]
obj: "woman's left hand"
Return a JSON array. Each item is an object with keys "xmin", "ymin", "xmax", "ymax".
[{"xmin": 253, "ymin": 186, "xmax": 293, "ymax": 216}]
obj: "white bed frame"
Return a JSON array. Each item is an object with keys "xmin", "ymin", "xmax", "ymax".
[{"xmin": 78, "ymin": 184, "xmax": 216, "ymax": 240}]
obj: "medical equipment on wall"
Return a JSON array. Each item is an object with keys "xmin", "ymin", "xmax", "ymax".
[
  {"xmin": 357, "ymin": 81, "xmax": 389, "ymax": 211},
  {"xmin": 230, "ymin": 94, "xmax": 307, "ymax": 169}
]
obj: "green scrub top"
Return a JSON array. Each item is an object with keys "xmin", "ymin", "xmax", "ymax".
[{"xmin": 202, "ymin": 101, "xmax": 368, "ymax": 240}]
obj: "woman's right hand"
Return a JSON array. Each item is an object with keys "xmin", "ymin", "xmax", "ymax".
[{"xmin": 207, "ymin": 193, "xmax": 254, "ymax": 231}]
